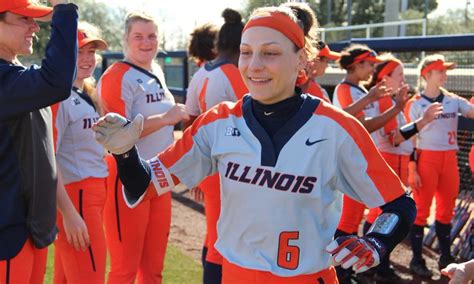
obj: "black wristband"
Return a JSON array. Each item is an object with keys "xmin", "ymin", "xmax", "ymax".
[
  {"xmin": 409, "ymin": 148, "xmax": 417, "ymax": 162},
  {"xmin": 400, "ymin": 121, "xmax": 418, "ymax": 140}
]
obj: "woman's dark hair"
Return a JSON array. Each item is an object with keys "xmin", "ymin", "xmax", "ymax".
[
  {"xmin": 338, "ymin": 44, "xmax": 373, "ymax": 71},
  {"xmin": 217, "ymin": 8, "xmax": 244, "ymax": 54},
  {"xmin": 188, "ymin": 23, "xmax": 218, "ymax": 62}
]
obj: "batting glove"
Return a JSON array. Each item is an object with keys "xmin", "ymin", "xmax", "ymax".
[
  {"xmin": 92, "ymin": 113, "xmax": 143, "ymax": 155},
  {"xmin": 326, "ymin": 235, "xmax": 384, "ymax": 273}
]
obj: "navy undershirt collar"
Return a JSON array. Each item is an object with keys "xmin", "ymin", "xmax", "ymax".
[
  {"xmin": 243, "ymin": 89, "xmax": 320, "ymax": 167},
  {"xmin": 421, "ymin": 91, "xmax": 444, "ymax": 103}
]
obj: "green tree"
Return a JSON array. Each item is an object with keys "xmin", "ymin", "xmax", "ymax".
[{"xmin": 28, "ymin": 0, "xmax": 126, "ymax": 62}]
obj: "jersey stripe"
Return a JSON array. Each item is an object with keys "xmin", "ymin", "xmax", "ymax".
[
  {"xmin": 220, "ymin": 64, "xmax": 248, "ymax": 100},
  {"xmin": 100, "ymin": 63, "xmax": 131, "ymax": 116},
  {"xmin": 315, "ymin": 102, "xmax": 405, "ymax": 203},
  {"xmin": 198, "ymin": 78, "xmax": 209, "ymax": 113},
  {"xmin": 404, "ymin": 95, "xmax": 421, "ymax": 123},
  {"xmin": 50, "ymin": 103, "xmax": 61, "ymax": 152},
  {"xmin": 159, "ymin": 100, "xmax": 243, "ymax": 168},
  {"xmin": 307, "ymin": 81, "xmax": 330, "ymax": 103}
]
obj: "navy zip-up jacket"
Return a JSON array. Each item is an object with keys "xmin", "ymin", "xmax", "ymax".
[{"xmin": 0, "ymin": 4, "xmax": 78, "ymax": 260}]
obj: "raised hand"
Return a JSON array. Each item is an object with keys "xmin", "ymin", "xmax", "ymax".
[
  {"xmin": 367, "ymin": 79, "xmax": 392, "ymax": 103},
  {"xmin": 92, "ymin": 113, "xmax": 143, "ymax": 155},
  {"xmin": 161, "ymin": 103, "xmax": 190, "ymax": 126},
  {"xmin": 394, "ymin": 84, "xmax": 410, "ymax": 111}
]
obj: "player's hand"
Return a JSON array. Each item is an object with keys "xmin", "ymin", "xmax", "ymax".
[
  {"xmin": 161, "ymin": 104, "xmax": 190, "ymax": 126},
  {"xmin": 190, "ymin": 187, "xmax": 204, "ymax": 202},
  {"xmin": 62, "ymin": 209, "xmax": 89, "ymax": 251},
  {"xmin": 92, "ymin": 113, "xmax": 143, "ymax": 155},
  {"xmin": 49, "ymin": 0, "xmax": 68, "ymax": 6},
  {"xmin": 367, "ymin": 79, "xmax": 392, "ymax": 103},
  {"xmin": 326, "ymin": 235, "xmax": 382, "ymax": 273},
  {"xmin": 422, "ymin": 102, "xmax": 443, "ymax": 124},
  {"xmin": 441, "ymin": 261, "xmax": 474, "ymax": 284},
  {"xmin": 394, "ymin": 84, "xmax": 410, "ymax": 111},
  {"xmin": 408, "ymin": 161, "xmax": 422, "ymax": 192}
]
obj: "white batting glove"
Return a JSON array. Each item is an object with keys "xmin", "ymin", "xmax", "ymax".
[
  {"xmin": 326, "ymin": 235, "xmax": 382, "ymax": 273},
  {"xmin": 92, "ymin": 113, "xmax": 143, "ymax": 155}
]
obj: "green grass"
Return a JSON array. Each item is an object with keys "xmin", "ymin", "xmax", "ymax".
[{"xmin": 45, "ymin": 245, "xmax": 202, "ymax": 283}]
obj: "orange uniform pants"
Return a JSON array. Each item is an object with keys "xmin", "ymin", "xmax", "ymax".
[
  {"xmin": 201, "ymin": 174, "xmax": 222, "ymax": 265},
  {"xmin": 104, "ymin": 155, "xmax": 171, "ymax": 284},
  {"xmin": 222, "ymin": 259, "xmax": 338, "ymax": 284},
  {"xmin": 366, "ymin": 152, "xmax": 409, "ymax": 224},
  {"xmin": 413, "ymin": 150, "xmax": 459, "ymax": 226},
  {"xmin": 54, "ymin": 177, "xmax": 107, "ymax": 284},
  {"xmin": 0, "ymin": 239, "xmax": 47, "ymax": 284}
]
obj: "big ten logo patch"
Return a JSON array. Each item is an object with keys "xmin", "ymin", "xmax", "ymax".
[
  {"xmin": 225, "ymin": 126, "xmax": 241, "ymax": 137},
  {"xmin": 146, "ymin": 90, "xmax": 166, "ymax": 103},
  {"xmin": 83, "ymin": 117, "xmax": 99, "ymax": 129}
]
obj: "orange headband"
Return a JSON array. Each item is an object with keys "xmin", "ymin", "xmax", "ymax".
[
  {"xmin": 420, "ymin": 59, "xmax": 456, "ymax": 77},
  {"xmin": 243, "ymin": 12, "xmax": 304, "ymax": 49},
  {"xmin": 377, "ymin": 60, "xmax": 402, "ymax": 82}
]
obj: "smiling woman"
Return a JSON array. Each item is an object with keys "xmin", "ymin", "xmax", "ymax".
[{"xmin": 92, "ymin": 3, "xmax": 416, "ymax": 284}]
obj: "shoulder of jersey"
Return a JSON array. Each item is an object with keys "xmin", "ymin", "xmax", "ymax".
[{"xmin": 100, "ymin": 62, "xmax": 131, "ymax": 79}]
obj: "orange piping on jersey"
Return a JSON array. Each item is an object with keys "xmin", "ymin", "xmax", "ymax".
[
  {"xmin": 378, "ymin": 96, "xmax": 397, "ymax": 144},
  {"xmin": 159, "ymin": 100, "xmax": 243, "ymax": 168},
  {"xmin": 336, "ymin": 83, "xmax": 363, "ymax": 118},
  {"xmin": 403, "ymin": 94, "xmax": 421, "ymax": 123},
  {"xmin": 100, "ymin": 62, "xmax": 131, "ymax": 116},
  {"xmin": 315, "ymin": 102, "xmax": 405, "ymax": 203},
  {"xmin": 198, "ymin": 78, "xmax": 209, "ymax": 113},
  {"xmin": 306, "ymin": 81, "xmax": 330, "ymax": 103},
  {"xmin": 51, "ymin": 103, "xmax": 61, "ymax": 152},
  {"xmin": 220, "ymin": 64, "xmax": 248, "ymax": 100}
]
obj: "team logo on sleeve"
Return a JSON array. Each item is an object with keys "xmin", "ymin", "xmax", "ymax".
[{"xmin": 225, "ymin": 127, "xmax": 241, "ymax": 137}]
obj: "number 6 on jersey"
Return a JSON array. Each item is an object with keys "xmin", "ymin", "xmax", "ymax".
[{"xmin": 277, "ymin": 231, "xmax": 300, "ymax": 270}]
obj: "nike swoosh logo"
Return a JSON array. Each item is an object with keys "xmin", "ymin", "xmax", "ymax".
[
  {"xmin": 264, "ymin": 111, "xmax": 274, "ymax": 116},
  {"xmin": 305, "ymin": 138, "xmax": 327, "ymax": 146}
]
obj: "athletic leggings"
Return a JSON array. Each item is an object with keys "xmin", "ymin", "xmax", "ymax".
[
  {"xmin": 0, "ymin": 239, "xmax": 47, "ymax": 284},
  {"xmin": 104, "ymin": 155, "xmax": 171, "ymax": 284},
  {"xmin": 54, "ymin": 177, "xmax": 107, "ymax": 284}
]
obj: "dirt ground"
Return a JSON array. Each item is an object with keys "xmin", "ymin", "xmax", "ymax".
[{"xmin": 168, "ymin": 193, "xmax": 456, "ymax": 284}]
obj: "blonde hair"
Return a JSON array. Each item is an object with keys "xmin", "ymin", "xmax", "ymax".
[
  {"xmin": 248, "ymin": 5, "xmax": 318, "ymax": 61},
  {"xmin": 417, "ymin": 53, "xmax": 447, "ymax": 91},
  {"xmin": 122, "ymin": 11, "xmax": 159, "ymax": 56}
]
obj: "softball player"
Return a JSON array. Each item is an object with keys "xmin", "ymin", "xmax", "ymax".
[
  {"xmin": 298, "ymin": 41, "xmax": 340, "ymax": 103},
  {"xmin": 93, "ymin": 5, "xmax": 416, "ymax": 284},
  {"xmin": 407, "ymin": 55, "xmax": 474, "ymax": 277},
  {"xmin": 0, "ymin": 1, "xmax": 80, "ymax": 283},
  {"xmin": 184, "ymin": 8, "xmax": 247, "ymax": 284},
  {"xmin": 97, "ymin": 12, "xmax": 189, "ymax": 284},
  {"xmin": 361, "ymin": 55, "xmax": 442, "ymax": 282},
  {"xmin": 51, "ymin": 23, "xmax": 108, "ymax": 284},
  {"xmin": 332, "ymin": 46, "xmax": 410, "ymax": 283}
]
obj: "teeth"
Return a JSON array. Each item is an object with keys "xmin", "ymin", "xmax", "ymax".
[{"xmin": 250, "ymin": 77, "xmax": 270, "ymax": 82}]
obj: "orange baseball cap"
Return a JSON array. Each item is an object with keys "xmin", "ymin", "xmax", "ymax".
[
  {"xmin": 0, "ymin": 0, "xmax": 52, "ymax": 19},
  {"xmin": 420, "ymin": 59, "xmax": 455, "ymax": 77},
  {"xmin": 78, "ymin": 30, "xmax": 108, "ymax": 50},
  {"xmin": 317, "ymin": 42, "xmax": 340, "ymax": 61}
]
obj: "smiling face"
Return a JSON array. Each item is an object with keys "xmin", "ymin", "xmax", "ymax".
[
  {"xmin": 0, "ymin": 12, "xmax": 40, "ymax": 60},
  {"xmin": 239, "ymin": 26, "xmax": 305, "ymax": 105},
  {"xmin": 353, "ymin": 60, "xmax": 376, "ymax": 82},
  {"xmin": 383, "ymin": 64, "xmax": 405, "ymax": 91},
  {"xmin": 76, "ymin": 43, "xmax": 97, "ymax": 81},
  {"xmin": 124, "ymin": 20, "xmax": 158, "ymax": 68}
]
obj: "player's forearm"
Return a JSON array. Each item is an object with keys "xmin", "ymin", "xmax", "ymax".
[
  {"xmin": 343, "ymin": 95, "xmax": 373, "ymax": 117},
  {"xmin": 113, "ymin": 146, "xmax": 152, "ymax": 199},
  {"xmin": 56, "ymin": 169, "xmax": 77, "ymax": 218},
  {"xmin": 140, "ymin": 114, "xmax": 171, "ymax": 138},
  {"xmin": 365, "ymin": 194, "xmax": 416, "ymax": 254},
  {"xmin": 363, "ymin": 105, "xmax": 400, "ymax": 133}
]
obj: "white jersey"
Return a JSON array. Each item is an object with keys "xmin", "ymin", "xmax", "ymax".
[
  {"xmin": 374, "ymin": 97, "xmax": 413, "ymax": 155},
  {"xmin": 130, "ymin": 95, "xmax": 405, "ymax": 276},
  {"xmin": 98, "ymin": 61, "xmax": 175, "ymax": 159},
  {"xmin": 333, "ymin": 81, "xmax": 379, "ymax": 145},
  {"xmin": 407, "ymin": 91, "xmax": 472, "ymax": 151},
  {"xmin": 52, "ymin": 88, "xmax": 108, "ymax": 184},
  {"xmin": 186, "ymin": 61, "xmax": 247, "ymax": 114}
]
